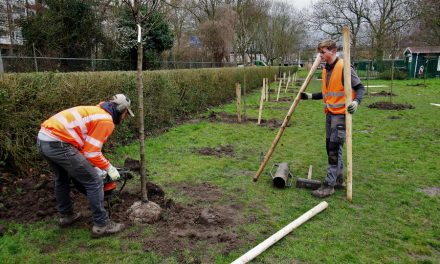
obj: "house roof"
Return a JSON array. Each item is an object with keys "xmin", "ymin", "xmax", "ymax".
[{"xmin": 404, "ymin": 46, "xmax": 440, "ymax": 54}]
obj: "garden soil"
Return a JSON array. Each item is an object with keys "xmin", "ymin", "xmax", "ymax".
[
  {"xmin": 368, "ymin": 101, "xmax": 415, "ymax": 110},
  {"xmin": 208, "ymin": 111, "xmax": 283, "ymax": 129},
  {"xmin": 195, "ymin": 145, "xmax": 235, "ymax": 157},
  {"xmin": 0, "ymin": 173, "xmax": 247, "ymax": 260}
]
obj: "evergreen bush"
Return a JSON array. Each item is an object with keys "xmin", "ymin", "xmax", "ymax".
[{"xmin": 0, "ymin": 66, "xmax": 295, "ymax": 175}]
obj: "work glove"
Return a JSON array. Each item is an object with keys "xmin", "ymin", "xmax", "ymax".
[
  {"xmin": 300, "ymin": 92, "xmax": 312, "ymax": 100},
  {"xmin": 106, "ymin": 165, "xmax": 121, "ymax": 181},
  {"xmin": 347, "ymin": 100, "xmax": 359, "ymax": 114}
]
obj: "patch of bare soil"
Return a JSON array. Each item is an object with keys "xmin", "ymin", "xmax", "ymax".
[
  {"xmin": 195, "ymin": 145, "xmax": 234, "ymax": 157},
  {"xmin": 176, "ymin": 183, "xmax": 224, "ymax": 202},
  {"xmin": 207, "ymin": 111, "xmax": 284, "ymax": 130},
  {"xmin": 126, "ymin": 182, "xmax": 245, "ymax": 261},
  {"xmin": 276, "ymin": 97, "xmax": 292, "ymax": 102},
  {"xmin": 369, "ymin": 90, "xmax": 397, "ymax": 96},
  {"xmin": 368, "ymin": 102, "xmax": 415, "ymax": 110},
  {"xmin": 0, "ymin": 174, "xmax": 246, "ymax": 261},
  {"xmin": 419, "ymin": 187, "xmax": 440, "ymax": 197},
  {"xmin": 123, "ymin": 157, "xmax": 141, "ymax": 171},
  {"xmin": 251, "ymin": 105, "xmax": 290, "ymax": 110},
  {"xmin": 406, "ymin": 83, "xmax": 427, "ymax": 87}
]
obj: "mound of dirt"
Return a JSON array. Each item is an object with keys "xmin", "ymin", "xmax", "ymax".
[
  {"xmin": 369, "ymin": 91, "xmax": 397, "ymax": 96},
  {"xmin": 0, "ymin": 173, "xmax": 246, "ymax": 261},
  {"xmin": 196, "ymin": 145, "xmax": 234, "ymax": 157},
  {"xmin": 368, "ymin": 102, "xmax": 414, "ymax": 110},
  {"xmin": 207, "ymin": 111, "xmax": 284, "ymax": 129},
  {"xmin": 123, "ymin": 158, "xmax": 141, "ymax": 172}
]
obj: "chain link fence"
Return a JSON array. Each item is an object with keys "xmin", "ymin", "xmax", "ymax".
[{"xmin": 0, "ymin": 55, "xmax": 238, "ymax": 73}]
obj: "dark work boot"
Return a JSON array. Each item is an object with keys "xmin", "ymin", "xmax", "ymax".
[
  {"xmin": 59, "ymin": 212, "xmax": 81, "ymax": 227},
  {"xmin": 92, "ymin": 220, "xmax": 125, "ymax": 238},
  {"xmin": 335, "ymin": 175, "xmax": 346, "ymax": 190},
  {"xmin": 312, "ymin": 184, "xmax": 335, "ymax": 198}
]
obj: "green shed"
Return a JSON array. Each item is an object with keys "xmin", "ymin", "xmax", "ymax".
[{"xmin": 403, "ymin": 46, "xmax": 440, "ymax": 78}]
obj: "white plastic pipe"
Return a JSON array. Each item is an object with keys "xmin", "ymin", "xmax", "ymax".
[{"xmin": 231, "ymin": 201, "xmax": 328, "ymax": 264}]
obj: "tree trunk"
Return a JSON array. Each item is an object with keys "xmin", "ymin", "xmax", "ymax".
[{"xmin": 137, "ymin": 39, "xmax": 148, "ymax": 203}]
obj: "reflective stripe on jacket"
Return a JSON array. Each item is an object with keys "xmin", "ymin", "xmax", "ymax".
[
  {"xmin": 322, "ymin": 59, "xmax": 356, "ymax": 114},
  {"xmin": 40, "ymin": 105, "xmax": 114, "ymax": 169}
]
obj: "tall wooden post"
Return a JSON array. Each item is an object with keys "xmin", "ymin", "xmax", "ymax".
[
  {"xmin": 276, "ymin": 78, "xmax": 282, "ymax": 101},
  {"xmin": 243, "ymin": 74, "xmax": 247, "ymax": 121},
  {"xmin": 265, "ymin": 78, "xmax": 269, "ymax": 102},
  {"xmin": 236, "ymin": 83, "xmax": 242, "ymax": 123},
  {"xmin": 284, "ymin": 77, "xmax": 290, "ymax": 93},
  {"xmin": 343, "ymin": 26, "xmax": 353, "ymax": 202},
  {"xmin": 257, "ymin": 83, "xmax": 265, "ymax": 125}
]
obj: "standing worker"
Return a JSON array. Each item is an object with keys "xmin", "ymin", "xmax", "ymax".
[
  {"xmin": 36, "ymin": 94, "xmax": 134, "ymax": 237},
  {"xmin": 301, "ymin": 40, "xmax": 365, "ymax": 198}
]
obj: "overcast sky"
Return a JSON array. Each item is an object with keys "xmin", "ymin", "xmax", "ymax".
[{"xmin": 282, "ymin": 0, "xmax": 313, "ymax": 10}]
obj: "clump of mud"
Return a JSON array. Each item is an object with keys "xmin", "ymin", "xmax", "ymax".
[{"xmin": 368, "ymin": 102, "xmax": 414, "ymax": 110}]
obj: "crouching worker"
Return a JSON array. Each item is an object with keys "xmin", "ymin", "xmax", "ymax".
[
  {"xmin": 301, "ymin": 40, "xmax": 365, "ymax": 198},
  {"xmin": 36, "ymin": 94, "xmax": 134, "ymax": 238}
]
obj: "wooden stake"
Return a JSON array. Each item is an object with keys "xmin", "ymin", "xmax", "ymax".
[
  {"xmin": 276, "ymin": 78, "xmax": 282, "ymax": 101},
  {"xmin": 265, "ymin": 78, "xmax": 269, "ymax": 102},
  {"xmin": 284, "ymin": 77, "xmax": 291, "ymax": 93},
  {"xmin": 243, "ymin": 75, "xmax": 247, "ymax": 121},
  {"xmin": 231, "ymin": 201, "xmax": 328, "ymax": 264},
  {"xmin": 257, "ymin": 83, "xmax": 265, "ymax": 125},
  {"xmin": 274, "ymin": 74, "xmax": 277, "ymax": 82},
  {"xmin": 307, "ymin": 165, "xmax": 313, "ymax": 180},
  {"xmin": 236, "ymin": 83, "xmax": 242, "ymax": 123},
  {"xmin": 253, "ymin": 55, "xmax": 321, "ymax": 181},
  {"xmin": 343, "ymin": 26, "xmax": 353, "ymax": 202}
]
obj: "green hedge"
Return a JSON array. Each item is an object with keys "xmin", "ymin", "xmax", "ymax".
[
  {"xmin": 0, "ymin": 66, "xmax": 295, "ymax": 175},
  {"xmin": 379, "ymin": 69, "xmax": 408, "ymax": 80}
]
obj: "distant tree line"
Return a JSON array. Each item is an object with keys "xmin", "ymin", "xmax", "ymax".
[{"xmin": 1, "ymin": 0, "xmax": 437, "ymax": 70}]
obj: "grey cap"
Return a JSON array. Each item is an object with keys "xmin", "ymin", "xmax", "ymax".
[{"xmin": 110, "ymin": 94, "xmax": 134, "ymax": 117}]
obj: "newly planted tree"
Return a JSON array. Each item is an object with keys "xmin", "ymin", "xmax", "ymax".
[{"xmin": 122, "ymin": 0, "xmax": 165, "ymax": 203}]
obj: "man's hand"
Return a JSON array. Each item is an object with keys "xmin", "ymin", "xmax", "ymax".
[
  {"xmin": 106, "ymin": 165, "xmax": 120, "ymax": 181},
  {"xmin": 301, "ymin": 92, "xmax": 312, "ymax": 100},
  {"xmin": 347, "ymin": 100, "xmax": 359, "ymax": 114}
]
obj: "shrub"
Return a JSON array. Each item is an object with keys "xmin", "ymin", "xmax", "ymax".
[
  {"xmin": 0, "ymin": 66, "xmax": 295, "ymax": 175},
  {"xmin": 379, "ymin": 69, "xmax": 407, "ymax": 80}
]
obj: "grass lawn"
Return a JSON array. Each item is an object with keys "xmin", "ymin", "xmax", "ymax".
[{"xmin": 1, "ymin": 77, "xmax": 439, "ymax": 263}]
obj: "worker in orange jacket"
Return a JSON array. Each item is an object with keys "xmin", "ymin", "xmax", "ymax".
[
  {"xmin": 37, "ymin": 94, "xmax": 134, "ymax": 238},
  {"xmin": 301, "ymin": 40, "xmax": 365, "ymax": 198}
]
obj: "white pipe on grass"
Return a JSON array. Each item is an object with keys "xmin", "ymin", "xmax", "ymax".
[{"xmin": 231, "ymin": 201, "xmax": 328, "ymax": 264}]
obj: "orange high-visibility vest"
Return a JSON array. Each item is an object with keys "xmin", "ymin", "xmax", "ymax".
[
  {"xmin": 40, "ymin": 104, "xmax": 114, "ymax": 169},
  {"xmin": 322, "ymin": 59, "xmax": 356, "ymax": 114}
]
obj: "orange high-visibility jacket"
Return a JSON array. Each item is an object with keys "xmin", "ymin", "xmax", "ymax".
[
  {"xmin": 40, "ymin": 104, "xmax": 114, "ymax": 170},
  {"xmin": 322, "ymin": 59, "xmax": 356, "ymax": 114}
]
